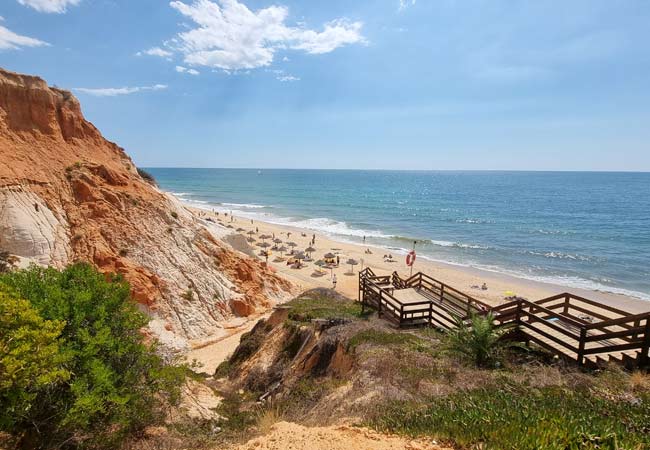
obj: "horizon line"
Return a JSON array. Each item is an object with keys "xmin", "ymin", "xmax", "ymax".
[{"xmin": 140, "ymin": 166, "xmax": 650, "ymax": 173}]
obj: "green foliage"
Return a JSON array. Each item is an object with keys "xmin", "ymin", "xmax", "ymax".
[
  {"xmin": 445, "ymin": 313, "xmax": 519, "ymax": 367},
  {"xmin": 0, "ymin": 288, "xmax": 70, "ymax": 430},
  {"xmin": 0, "ymin": 264, "xmax": 185, "ymax": 449},
  {"xmin": 136, "ymin": 168, "xmax": 157, "ymax": 186},
  {"xmin": 170, "ymin": 211, "xmax": 179, "ymax": 219},
  {"xmin": 348, "ymin": 329, "xmax": 427, "ymax": 352},
  {"xmin": 368, "ymin": 386, "xmax": 650, "ymax": 449},
  {"xmin": 286, "ymin": 294, "xmax": 368, "ymax": 322}
]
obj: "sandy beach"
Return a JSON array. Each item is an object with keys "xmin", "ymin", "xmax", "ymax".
[{"xmin": 190, "ymin": 205, "xmax": 650, "ymax": 315}]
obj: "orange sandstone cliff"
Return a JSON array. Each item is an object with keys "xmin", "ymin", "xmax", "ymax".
[{"xmin": 0, "ymin": 68, "xmax": 292, "ymax": 349}]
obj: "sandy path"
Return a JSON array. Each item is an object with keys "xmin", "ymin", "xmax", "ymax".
[{"xmin": 224, "ymin": 421, "xmax": 450, "ymax": 450}]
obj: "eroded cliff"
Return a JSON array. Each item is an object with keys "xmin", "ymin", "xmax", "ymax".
[{"xmin": 0, "ymin": 68, "xmax": 292, "ymax": 350}]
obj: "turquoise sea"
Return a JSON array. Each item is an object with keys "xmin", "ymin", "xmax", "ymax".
[{"xmin": 146, "ymin": 169, "xmax": 650, "ymax": 301}]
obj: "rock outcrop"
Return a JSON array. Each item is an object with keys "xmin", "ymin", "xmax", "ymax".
[{"xmin": 0, "ymin": 68, "xmax": 292, "ymax": 350}]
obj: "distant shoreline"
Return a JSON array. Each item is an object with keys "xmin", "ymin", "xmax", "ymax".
[{"xmin": 176, "ymin": 194, "xmax": 650, "ymax": 315}]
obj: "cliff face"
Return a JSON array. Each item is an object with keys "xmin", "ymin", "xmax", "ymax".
[{"xmin": 0, "ymin": 68, "xmax": 292, "ymax": 350}]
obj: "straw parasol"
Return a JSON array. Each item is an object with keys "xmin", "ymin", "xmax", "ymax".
[
  {"xmin": 286, "ymin": 241, "xmax": 298, "ymax": 254},
  {"xmin": 247, "ymin": 230, "xmax": 256, "ymax": 236},
  {"xmin": 273, "ymin": 238, "xmax": 283, "ymax": 244},
  {"xmin": 259, "ymin": 234, "xmax": 272, "ymax": 242},
  {"xmin": 259, "ymin": 242, "xmax": 271, "ymax": 249},
  {"xmin": 277, "ymin": 245, "xmax": 288, "ymax": 256},
  {"xmin": 293, "ymin": 252, "xmax": 306, "ymax": 268},
  {"xmin": 247, "ymin": 237, "xmax": 256, "ymax": 243},
  {"xmin": 346, "ymin": 258, "xmax": 359, "ymax": 274},
  {"xmin": 305, "ymin": 246, "xmax": 316, "ymax": 257},
  {"xmin": 236, "ymin": 227, "xmax": 245, "ymax": 232},
  {"xmin": 324, "ymin": 252, "xmax": 335, "ymax": 259}
]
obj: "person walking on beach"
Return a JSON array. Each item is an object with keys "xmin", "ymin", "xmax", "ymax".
[
  {"xmin": 332, "ymin": 274, "xmax": 337, "ymax": 290},
  {"xmin": 336, "ymin": 255, "xmax": 340, "ymax": 266}
]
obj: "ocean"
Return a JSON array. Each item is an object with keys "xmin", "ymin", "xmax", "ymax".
[{"xmin": 146, "ymin": 169, "xmax": 650, "ymax": 301}]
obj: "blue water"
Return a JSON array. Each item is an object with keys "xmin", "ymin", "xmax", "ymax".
[{"xmin": 146, "ymin": 169, "xmax": 650, "ymax": 300}]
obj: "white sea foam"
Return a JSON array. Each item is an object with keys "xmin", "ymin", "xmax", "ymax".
[{"xmin": 220, "ymin": 202, "xmax": 267, "ymax": 209}]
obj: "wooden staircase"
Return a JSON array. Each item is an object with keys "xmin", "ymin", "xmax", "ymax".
[{"xmin": 359, "ymin": 268, "xmax": 650, "ymax": 370}]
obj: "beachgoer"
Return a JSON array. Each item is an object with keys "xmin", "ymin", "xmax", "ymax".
[
  {"xmin": 481, "ymin": 283, "xmax": 488, "ymax": 290},
  {"xmin": 256, "ymin": 227, "xmax": 259, "ymax": 233},
  {"xmin": 336, "ymin": 256, "xmax": 340, "ymax": 266},
  {"xmin": 332, "ymin": 274, "xmax": 337, "ymax": 290},
  {"xmin": 363, "ymin": 235, "xmax": 366, "ymax": 244}
]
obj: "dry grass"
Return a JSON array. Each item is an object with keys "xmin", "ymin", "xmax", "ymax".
[
  {"xmin": 256, "ymin": 403, "xmax": 285, "ymax": 434},
  {"xmin": 629, "ymin": 371, "xmax": 650, "ymax": 392}
]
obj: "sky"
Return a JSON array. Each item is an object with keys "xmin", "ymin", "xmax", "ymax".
[{"xmin": 1, "ymin": 0, "xmax": 650, "ymax": 171}]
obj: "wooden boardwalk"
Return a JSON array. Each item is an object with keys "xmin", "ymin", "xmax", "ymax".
[{"xmin": 359, "ymin": 268, "xmax": 650, "ymax": 370}]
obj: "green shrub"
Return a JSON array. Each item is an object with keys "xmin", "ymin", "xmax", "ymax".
[
  {"xmin": 136, "ymin": 168, "xmax": 157, "ymax": 186},
  {"xmin": 445, "ymin": 313, "xmax": 519, "ymax": 367},
  {"xmin": 171, "ymin": 211, "xmax": 179, "ymax": 219},
  {"xmin": 0, "ymin": 264, "xmax": 185, "ymax": 449},
  {"xmin": 286, "ymin": 294, "xmax": 367, "ymax": 322},
  {"xmin": 368, "ymin": 386, "xmax": 650, "ymax": 449},
  {"xmin": 0, "ymin": 288, "xmax": 70, "ymax": 431}
]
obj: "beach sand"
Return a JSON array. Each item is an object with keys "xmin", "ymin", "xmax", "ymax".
[
  {"xmin": 192, "ymin": 206, "xmax": 650, "ymax": 315},
  {"xmin": 185, "ymin": 204, "xmax": 650, "ymax": 372}
]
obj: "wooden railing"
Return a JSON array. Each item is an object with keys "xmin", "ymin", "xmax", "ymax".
[{"xmin": 358, "ymin": 270, "xmax": 650, "ymax": 369}]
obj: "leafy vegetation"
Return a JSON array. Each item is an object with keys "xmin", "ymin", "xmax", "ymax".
[
  {"xmin": 0, "ymin": 264, "xmax": 185, "ymax": 449},
  {"xmin": 137, "ymin": 167, "xmax": 157, "ymax": 186},
  {"xmin": 445, "ymin": 312, "xmax": 520, "ymax": 367},
  {"xmin": 368, "ymin": 385, "xmax": 650, "ymax": 449},
  {"xmin": 285, "ymin": 292, "xmax": 368, "ymax": 322},
  {"xmin": 171, "ymin": 211, "xmax": 179, "ymax": 219}
]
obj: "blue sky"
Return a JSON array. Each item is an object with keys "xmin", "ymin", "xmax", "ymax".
[{"xmin": 1, "ymin": 0, "xmax": 650, "ymax": 170}]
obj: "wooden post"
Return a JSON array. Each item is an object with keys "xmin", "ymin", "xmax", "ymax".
[
  {"xmin": 378, "ymin": 290, "xmax": 382, "ymax": 318},
  {"xmin": 439, "ymin": 285, "xmax": 444, "ymax": 304},
  {"xmin": 640, "ymin": 318, "xmax": 650, "ymax": 369},
  {"xmin": 563, "ymin": 294, "xmax": 570, "ymax": 315},
  {"xmin": 577, "ymin": 327, "xmax": 587, "ymax": 366},
  {"xmin": 429, "ymin": 301, "xmax": 434, "ymax": 327}
]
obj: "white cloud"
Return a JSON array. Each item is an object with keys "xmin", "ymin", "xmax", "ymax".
[
  {"xmin": 398, "ymin": 0, "xmax": 416, "ymax": 11},
  {"xmin": 137, "ymin": 47, "xmax": 173, "ymax": 58},
  {"xmin": 277, "ymin": 75, "xmax": 299, "ymax": 82},
  {"xmin": 73, "ymin": 84, "xmax": 168, "ymax": 97},
  {"xmin": 175, "ymin": 65, "xmax": 200, "ymax": 75},
  {"xmin": 0, "ymin": 24, "xmax": 48, "ymax": 50},
  {"xmin": 17, "ymin": 0, "xmax": 81, "ymax": 14},
  {"xmin": 166, "ymin": 0, "xmax": 366, "ymax": 71}
]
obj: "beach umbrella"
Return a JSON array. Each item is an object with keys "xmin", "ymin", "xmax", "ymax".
[
  {"xmin": 259, "ymin": 242, "xmax": 271, "ymax": 249},
  {"xmin": 247, "ymin": 230, "xmax": 256, "ymax": 236},
  {"xmin": 247, "ymin": 237, "xmax": 256, "ymax": 243},
  {"xmin": 273, "ymin": 238, "xmax": 283, "ymax": 244},
  {"xmin": 324, "ymin": 252, "xmax": 335, "ymax": 260},
  {"xmin": 346, "ymin": 258, "xmax": 359, "ymax": 274},
  {"xmin": 277, "ymin": 245, "xmax": 288, "ymax": 256},
  {"xmin": 287, "ymin": 241, "xmax": 298, "ymax": 254},
  {"xmin": 226, "ymin": 224, "xmax": 234, "ymax": 229},
  {"xmin": 236, "ymin": 227, "xmax": 245, "ymax": 232},
  {"xmin": 294, "ymin": 252, "xmax": 306, "ymax": 268},
  {"xmin": 305, "ymin": 246, "xmax": 316, "ymax": 257},
  {"xmin": 259, "ymin": 234, "xmax": 272, "ymax": 242}
]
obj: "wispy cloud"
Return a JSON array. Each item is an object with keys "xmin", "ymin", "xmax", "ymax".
[
  {"xmin": 0, "ymin": 23, "xmax": 48, "ymax": 50},
  {"xmin": 175, "ymin": 65, "xmax": 200, "ymax": 75},
  {"xmin": 17, "ymin": 0, "xmax": 81, "ymax": 14},
  {"xmin": 73, "ymin": 84, "xmax": 168, "ymax": 97},
  {"xmin": 136, "ymin": 47, "xmax": 173, "ymax": 58},
  {"xmin": 277, "ymin": 75, "xmax": 300, "ymax": 82},
  {"xmin": 398, "ymin": 0, "xmax": 416, "ymax": 11},
  {"xmin": 161, "ymin": 0, "xmax": 366, "ymax": 71}
]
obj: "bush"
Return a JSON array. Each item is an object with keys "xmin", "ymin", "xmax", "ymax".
[
  {"xmin": 171, "ymin": 211, "xmax": 179, "ymax": 219},
  {"xmin": 0, "ymin": 264, "xmax": 185, "ymax": 449},
  {"xmin": 445, "ymin": 313, "xmax": 519, "ymax": 368},
  {"xmin": 368, "ymin": 386, "xmax": 650, "ymax": 449},
  {"xmin": 136, "ymin": 168, "xmax": 157, "ymax": 186},
  {"xmin": 0, "ymin": 288, "xmax": 69, "ymax": 430}
]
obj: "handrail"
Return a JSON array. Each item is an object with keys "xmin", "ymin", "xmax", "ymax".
[
  {"xmin": 359, "ymin": 270, "xmax": 650, "ymax": 369},
  {"xmin": 585, "ymin": 311, "xmax": 650, "ymax": 330}
]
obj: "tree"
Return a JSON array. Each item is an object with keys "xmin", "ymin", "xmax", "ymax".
[{"xmin": 0, "ymin": 264, "xmax": 185, "ymax": 449}]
